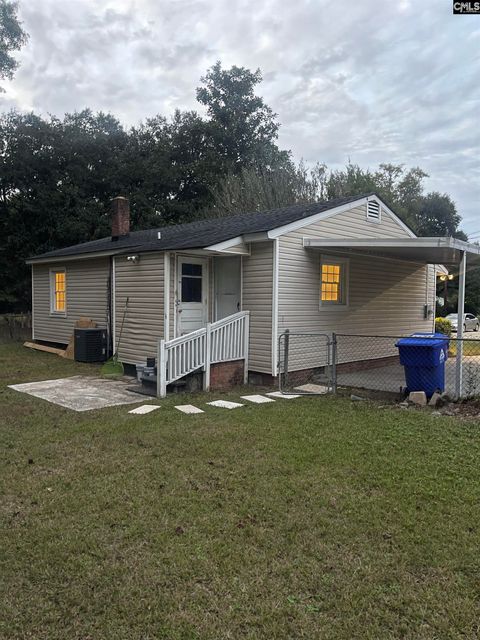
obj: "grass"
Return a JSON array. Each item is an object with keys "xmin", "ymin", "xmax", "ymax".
[
  {"xmin": 449, "ymin": 337, "xmax": 480, "ymax": 357},
  {"xmin": 1, "ymin": 342, "xmax": 480, "ymax": 639}
]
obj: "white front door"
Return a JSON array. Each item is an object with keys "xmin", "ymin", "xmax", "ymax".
[
  {"xmin": 176, "ymin": 257, "xmax": 208, "ymax": 335},
  {"xmin": 214, "ymin": 256, "xmax": 241, "ymax": 320}
]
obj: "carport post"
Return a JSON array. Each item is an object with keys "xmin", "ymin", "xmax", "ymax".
[{"xmin": 455, "ymin": 250, "xmax": 467, "ymax": 399}]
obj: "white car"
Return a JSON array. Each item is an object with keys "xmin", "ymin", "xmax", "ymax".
[{"xmin": 445, "ymin": 313, "xmax": 480, "ymax": 332}]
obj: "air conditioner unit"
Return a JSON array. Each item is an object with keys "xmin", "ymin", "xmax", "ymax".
[{"xmin": 74, "ymin": 328, "xmax": 108, "ymax": 363}]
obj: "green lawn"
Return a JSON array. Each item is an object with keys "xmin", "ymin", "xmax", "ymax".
[{"xmin": 1, "ymin": 343, "xmax": 480, "ymax": 639}]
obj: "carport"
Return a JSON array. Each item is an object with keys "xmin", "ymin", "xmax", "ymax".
[{"xmin": 303, "ymin": 236, "xmax": 480, "ymax": 397}]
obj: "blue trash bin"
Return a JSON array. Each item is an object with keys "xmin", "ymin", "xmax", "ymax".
[{"xmin": 395, "ymin": 333, "xmax": 449, "ymax": 397}]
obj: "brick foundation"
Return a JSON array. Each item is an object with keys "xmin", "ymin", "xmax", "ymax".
[
  {"xmin": 248, "ymin": 371, "xmax": 276, "ymax": 387},
  {"xmin": 336, "ymin": 355, "xmax": 398, "ymax": 373},
  {"xmin": 210, "ymin": 360, "xmax": 244, "ymax": 390},
  {"xmin": 248, "ymin": 367, "xmax": 325, "ymax": 388},
  {"xmin": 248, "ymin": 357, "xmax": 398, "ymax": 388}
]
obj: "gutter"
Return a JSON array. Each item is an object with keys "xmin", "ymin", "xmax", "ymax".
[{"xmin": 26, "ymin": 248, "xmax": 126, "ymax": 265}]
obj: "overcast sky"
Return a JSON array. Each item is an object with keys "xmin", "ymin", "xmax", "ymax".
[{"xmin": 2, "ymin": 0, "xmax": 479, "ymax": 234}]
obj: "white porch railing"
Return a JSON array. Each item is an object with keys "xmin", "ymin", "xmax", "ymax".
[{"xmin": 157, "ymin": 311, "xmax": 250, "ymax": 397}]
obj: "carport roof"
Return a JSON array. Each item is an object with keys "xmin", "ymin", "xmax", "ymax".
[{"xmin": 303, "ymin": 236, "xmax": 480, "ymax": 266}]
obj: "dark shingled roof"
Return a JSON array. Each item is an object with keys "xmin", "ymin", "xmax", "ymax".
[{"xmin": 29, "ymin": 193, "xmax": 375, "ymax": 262}]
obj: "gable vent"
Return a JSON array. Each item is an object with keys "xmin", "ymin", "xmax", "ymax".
[{"xmin": 367, "ymin": 200, "xmax": 381, "ymax": 221}]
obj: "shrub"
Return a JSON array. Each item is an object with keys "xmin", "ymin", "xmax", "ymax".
[{"xmin": 435, "ymin": 317, "xmax": 453, "ymax": 337}]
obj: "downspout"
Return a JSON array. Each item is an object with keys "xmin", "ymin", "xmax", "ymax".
[
  {"xmin": 271, "ymin": 238, "xmax": 279, "ymax": 377},
  {"xmin": 107, "ymin": 256, "xmax": 114, "ymax": 358},
  {"xmin": 111, "ymin": 256, "xmax": 116, "ymax": 355},
  {"xmin": 164, "ymin": 252, "xmax": 170, "ymax": 341}
]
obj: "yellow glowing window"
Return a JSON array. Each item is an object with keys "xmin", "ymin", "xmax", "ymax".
[
  {"xmin": 321, "ymin": 261, "xmax": 346, "ymax": 304},
  {"xmin": 52, "ymin": 270, "xmax": 66, "ymax": 313}
]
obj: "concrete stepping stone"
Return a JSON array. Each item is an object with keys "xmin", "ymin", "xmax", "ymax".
[
  {"xmin": 129, "ymin": 404, "xmax": 161, "ymax": 414},
  {"xmin": 207, "ymin": 400, "xmax": 244, "ymax": 409},
  {"xmin": 294, "ymin": 384, "xmax": 329, "ymax": 394},
  {"xmin": 175, "ymin": 404, "xmax": 204, "ymax": 414},
  {"xmin": 241, "ymin": 394, "xmax": 275, "ymax": 404},
  {"xmin": 267, "ymin": 391, "xmax": 301, "ymax": 399}
]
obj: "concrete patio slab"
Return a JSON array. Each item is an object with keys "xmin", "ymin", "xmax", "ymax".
[
  {"xmin": 336, "ymin": 358, "xmax": 480, "ymax": 396},
  {"xmin": 8, "ymin": 376, "xmax": 142, "ymax": 412}
]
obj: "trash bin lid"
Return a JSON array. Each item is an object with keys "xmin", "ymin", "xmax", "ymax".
[{"xmin": 396, "ymin": 333, "xmax": 449, "ymax": 348}]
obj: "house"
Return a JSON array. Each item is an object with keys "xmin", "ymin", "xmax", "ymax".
[{"xmin": 28, "ymin": 193, "xmax": 451, "ymax": 394}]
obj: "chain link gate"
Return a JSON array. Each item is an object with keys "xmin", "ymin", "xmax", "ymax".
[{"xmin": 278, "ymin": 330, "xmax": 336, "ymax": 395}]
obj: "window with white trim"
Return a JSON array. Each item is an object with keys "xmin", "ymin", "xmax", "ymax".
[
  {"xmin": 366, "ymin": 200, "xmax": 381, "ymax": 222},
  {"xmin": 50, "ymin": 269, "xmax": 67, "ymax": 314},
  {"xmin": 320, "ymin": 257, "xmax": 348, "ymax": 305}
]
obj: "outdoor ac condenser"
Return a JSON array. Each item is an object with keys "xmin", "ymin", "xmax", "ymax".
[{"xmin": 74, "ymin": 328, "xmax": 107, "ymax": 363}]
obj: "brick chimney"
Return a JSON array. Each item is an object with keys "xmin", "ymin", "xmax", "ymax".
[{"xmin": 111, "ymin": 196, "xmax": 130, "ymax": 240}]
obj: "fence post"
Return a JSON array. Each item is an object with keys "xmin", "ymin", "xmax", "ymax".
[
  {"xmin": 331, "ymin": 332, "xmax": 337, "ymax": 393},
  {"xmin": 204, "ymin": 322, "xmax": 211, "ymax": 391},
  {"xmin": 283, "ymin": 329, "xmax": 290, "ymax": 390},
  {"xmin": 157, "ymin": 338, "xmax": 167, "ymax": 398},
  {"xmin": 455, "ymin": 250, "xmax": 467, "ymax": 399},
  {"xmin": 243, "ymin": 312, "xmax": 250, "ymax": 384}
]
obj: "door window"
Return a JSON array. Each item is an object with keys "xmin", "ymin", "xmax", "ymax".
[{"xmin": 181, "ymin": 263, "xmax": 202, "ymax": 302}]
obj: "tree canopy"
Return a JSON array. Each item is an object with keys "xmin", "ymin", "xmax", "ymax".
[
  {"xmin": 210, "ymin": 162, "xmax": 467, "ymax": 239},
  {"xmin": 0, "ymin": 0, "xmax": 27, "ymax": 90}
]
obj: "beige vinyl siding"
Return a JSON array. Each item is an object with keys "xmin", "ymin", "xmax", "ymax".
[
  {"xmin": 32, "ymin": 258, "xmax": 110, "ymax": 344},
  {"xmin": 294, "ymin": 203, "xmax": 413, "ymax": 240},
  {"xmin": 242, "ymin": 241, "xmax": 273, "ymax": 373},
  {"xmin": 114, "ymin": 252, "xmax": 164, "ymax": 365},
  {"xmin": 278, "ymin": 203, "xmax": 435, "ymax": 369},
  {"xmin": 427, "ymin": 264, "xmax": 438, "ymax": 315}
]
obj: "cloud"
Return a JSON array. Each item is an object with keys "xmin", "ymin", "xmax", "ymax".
[{"xmin": 1, "ymin": 0, "xmax": 479, "ymax": 231}]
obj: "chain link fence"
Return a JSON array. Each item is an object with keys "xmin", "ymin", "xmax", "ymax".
[
  {"xmin": 278, "ymin": 330, "xmax": 480, "ymax": 399},
  {"xmin": 278, "ymin": 331, "xmax": 335, "ymax": 394},
  {"xmin": 336, "ymin": 334, "xmax": 480, "ymax": 399}
]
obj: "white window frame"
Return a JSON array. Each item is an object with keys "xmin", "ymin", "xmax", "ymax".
[
  {"xmin": 49, "ymin": 267, "xmax": 67, "ymax": 316},
  {"xmin": 320, "ymin": 255, "xmax": 349, "ymax": 308},
  {"xmin": 366, "ymin": 198, "xmax": 382, "ymax": 223}
]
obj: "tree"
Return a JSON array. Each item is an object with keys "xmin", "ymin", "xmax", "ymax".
[
  {"xmin": 196, "ymin": 61, "xmax": 290, "ymax": 173},
  {"xmin": 415, "ymin": 192, "xmax": 466, "ymax": 239},
  {"xmin": 208, "ymin": 162, "xmax": 328, "ymax": 217},
  {"xmin": 0, "ymin": 110, "xmax": 129, "ymax": 310},
  {"xmin": 210, "ymin": 161, "xmax": 467, "ymax": 242},
  {"xmin": 0, "ymin": 1, "xmax": 28, "ymax": 89}
]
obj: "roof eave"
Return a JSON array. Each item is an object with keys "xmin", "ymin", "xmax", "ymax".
[
  {"xmin": 302, "ymin": 236, "xmax": 480, "ymax": 265},
  {"xmin": 26, "ymin": 248, "xmax": 123, "ymax": 265}
]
